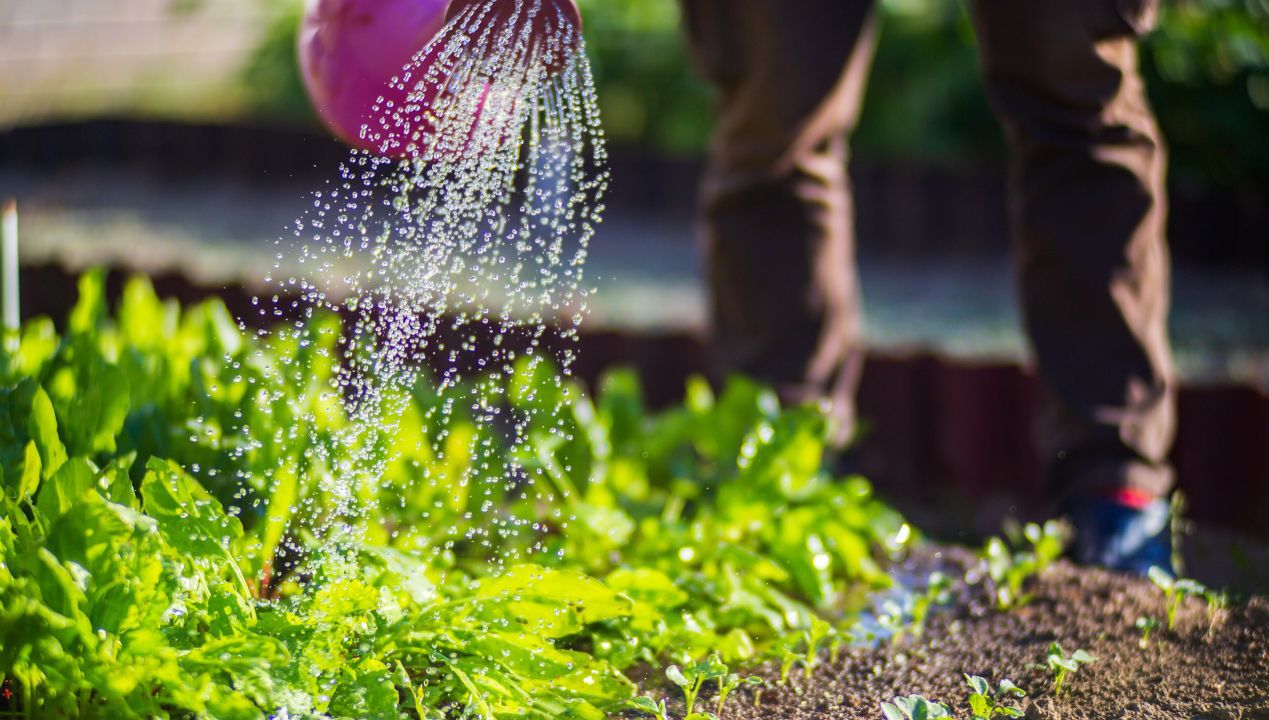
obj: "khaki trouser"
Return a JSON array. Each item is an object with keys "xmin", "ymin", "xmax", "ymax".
[{"xmin": 682, "ymin": 0, "xmax": 1176, "ymax": 499}]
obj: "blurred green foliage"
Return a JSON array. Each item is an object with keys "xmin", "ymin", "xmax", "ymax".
[
  {"xmin": 1145, "ymin": 0, "xmax": 1269, "ymax": 184},
  {"xmin": 242, "ymin": 0, "xmax": 1268, "ymax": 185}
]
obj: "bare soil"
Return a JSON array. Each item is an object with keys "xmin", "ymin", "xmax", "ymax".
[{"xmin": 694, "ymin": 551, "xmax": 1269, "ymax": 720}]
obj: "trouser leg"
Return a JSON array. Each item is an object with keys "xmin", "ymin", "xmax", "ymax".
[
  {"xmin": 969, "ymin": 0, "xmax": 1176, "ymax": 500},
  {"xmin": 680, "ymin": 0, "xmax": 877, "ymax": 443}
]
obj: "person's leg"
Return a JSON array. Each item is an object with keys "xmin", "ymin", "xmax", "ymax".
[
  {"xmin": 681, "ymin": 0, "xmax": 877, "ymax": 443},
  {"xmin": 969, "ymin": 0, "xmax": 1175, "ymax": 569}
]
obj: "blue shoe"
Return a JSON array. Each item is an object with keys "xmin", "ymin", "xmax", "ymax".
[{"xmin": 1068, "ymin": 495, "xmax": 1173, "ymax": 575}]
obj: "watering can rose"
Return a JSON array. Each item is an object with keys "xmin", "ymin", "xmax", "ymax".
[{"xmin": 299, "ymin": 0, "xmax": 582, "ymax": 156}]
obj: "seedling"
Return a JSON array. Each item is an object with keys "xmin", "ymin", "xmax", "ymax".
[
  {"xmin": 964, "ymin": 675, "xmax": 1026, "ymax": 719},
  {"xmin": 627, "ymin": 696, "xmax": 670, "ymax": 720},
  {"xmin": 977, "ymin": 521, "xmax": 1066, "ymax": 610},
  {"xmin": 801, "ymin": 617, "xmax": 835, "ymax": 677},
  {"xmin": 1135, "ymin": 616, "xmax": 1159, "ymax": 648},
  {"xmin": 1045, "ymin": 643, "xmax": 1096, "ymax": 695},
  {"xmin": 777, "ymin": 618, "xmax": 840, "ymax": 682},
  {"xmin": 715, "ymin": 673, "xmax": 763, "ymax": 714},
  {"xmin": 912, "ymin": 571, "xmax": 953, "ymax": 639},
  {"xmin": 1147, "ymin": 566, "xmax": 1208, "ymax": 630},
  {"xmin": 778, "ymin": 647, "xmax": 800, "ymax": 685},
  {"xmin": 666, "ymin": 655, "xmax": 728, "ymax": 716},
  {"xmin": 877, "ymin": 598, "xmax": 909, "ymax": 644},
  {"xmin": 1203, "ymin": 589, "xmax": 1229, "ymax": 637},
  {"xmin": 881, "ymin": 694, "xmax": 953, "ymax": 720}
]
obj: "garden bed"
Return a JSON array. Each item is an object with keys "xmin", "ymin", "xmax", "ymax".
[
  {"xmin": 2, "ymin": 272, "xmax": 1265, "ymax": 720},
  {"xmin": 708, "ymin": 551, "xmax": 1269, "ymax": 720}
]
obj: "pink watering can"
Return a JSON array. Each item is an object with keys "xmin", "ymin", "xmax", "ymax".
[{"xmin": 298, "ymin": 0, "xmax": 582, "ymax": 156}]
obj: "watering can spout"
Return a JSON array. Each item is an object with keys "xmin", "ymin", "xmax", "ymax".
[
  {"xmin": 445, "ymin": 0, "xmax": 582, "ymax": 33},
  {"xmin": 299, "ymin": 0, "xmax": 583, "ymax": 156}
]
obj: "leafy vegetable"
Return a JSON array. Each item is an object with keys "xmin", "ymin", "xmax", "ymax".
[{"xmin": 0, "ymin": 272, "xmax": 911, "ymax": 718}]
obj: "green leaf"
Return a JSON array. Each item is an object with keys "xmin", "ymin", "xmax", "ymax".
[
  {"xmin": 1175, "ymin": 578, "xmax": 1208, "ymax": 597},
  {"xmin": 44, "ymin": 489, "xmax": 168, "ymax": 636},
  {"xmin": 605, "ymin": 567, "xmax": 689, "ymax": 609},
  {"xmin": 627, "ymin": 696, "xmax": 665, "ymax": 719},
  {"xmin": 330, "ymin": 661, "xmax": 400, "ymax": 720},
  {"xmin": 1070, "ymin": 649, "xmax": 1097, "ymax": 664},
  {"xmin": 665, "ymin": 665, "xmax": 689, "ymax": 688},
  {"xmin": 965, "ymin": 674, "xmax": 990, "ymax": 696},
  {"xmin": 36, "ymin": 457, "xmax": 97, "ymax": 520},
  {"xmin": 27, "ymin": 385, "xmax": 67, "ymax": 480},
  {"xmin": 471, "ymin": 565, "xmax": 634, "ymax": 637},
  {"xmin": 259, "ymin": 462, "xmax": 298, "ymax": 579},
  {"xmin": 52, "ymin": 355, "xmax": 130, "ymax": 456},
  {"xmin": 968, "ymin": 693, "xmax": 990, "ymax": 716},
  {"xmin": 141, "ymin": 457, "xmax": 243, "ymax": 559},
  {"xmin": 1147, "ymin": 565, "xmax": 1175, "ymax": 590},
  {"xmin": 13, "ymin": 440, "xmax": 41, "ymax": 503},
  {"xmin": 997, "ymin": 678, "xmax": 1026, "ymax": 697},
  {"xmin": 1050, "ymin": 657, "xmax": 1078, "ymax": 672},
  {"xmin": 68, "ymin": 269, "xmax": 108, "ymax": 335},
  {"xmin": 3, "ymin": 316, "xmax": 58, "ymax": 380}
]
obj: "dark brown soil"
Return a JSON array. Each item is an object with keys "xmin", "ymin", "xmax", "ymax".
[{"xmin": 692, "ymin": 552, "xmax": 1269, "ymax": 720}]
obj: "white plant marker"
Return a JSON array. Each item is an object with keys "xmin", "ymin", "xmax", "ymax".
[{"xmin": 1, "ymin": 199, "xmax": 17, "ymax": 338}]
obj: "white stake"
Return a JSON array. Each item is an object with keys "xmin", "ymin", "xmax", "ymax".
[{"xmin": 2, "ymin": 199, "xmax": 18, "ymax": 335}]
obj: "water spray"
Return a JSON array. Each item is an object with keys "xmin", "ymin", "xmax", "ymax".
[{"xmin": 268, "ymin": 0, "xmax": 606, "ymax": 576}]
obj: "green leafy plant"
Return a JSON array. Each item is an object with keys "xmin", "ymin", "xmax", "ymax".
[
  {"xmin": 964, "ymin": 675, "xmax": 1026, "ymax": 719},
  {"xmin": 1045, "ymin": 643, "xmax": 1097, "ymax": 696},
  {"xmin": 1135, "ymin": 616, "xmax": 1160, "ymax": 648},
  {"xmin": 0, "ymin": 271, "xmax": 916, "ymax": 718},
  {"xmin": 1147, "ymin": 566, "xmax": 1209, "ymax": 630},
  {"xmin": 881, "ymin": 694, "xmax": 953, "ymax": 720}
]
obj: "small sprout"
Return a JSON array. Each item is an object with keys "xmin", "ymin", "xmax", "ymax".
[
  {"xmin": 626, "ymin": 696, "xmax": 669, "ymax": 720},
  {"xmin": 964, "ymin": 675, "xmax": 1026, "ymax": 719},
  {"xmin": 1045, "ymin": 643, "xmax": 1097, "ymax": 696},
  {"xmin": 716, "ymin": 673, "xmax": 763, "ymax": 714},
  {"xmin": 975, "ymin": 521, "xmax": 1067, "ymax": 610},
  {"xmin": 881, "ymin": 694, "xmax": 953, "ymax": 720},
  {"xmin": 912, "ymin": 571, "xmax": 953, "ymax": 639},
  {"xmin": 877, "ymin": 598, "xmax": 909, "ymax": 644},
  {"xmin": 1147, "ymin": 566, "xmax": 1208, "ymax": 630},
  {"xmin": 778, "ymin": 648, "xmax": 799, "ymax": 685},
  {"xmin": 667, "ymin": 655, "xmax": 728, "ymax": 716},
  {"xmin": 684, "ymin": 714, "xmax": 720, "ymax": 720},
  {"xmin": 1134, "ymin": 616, "xmax": 1159, "ymax": 648},
  {"xmin": 775, "ymin": 621, "xmax": 839, "ymax": 684},
  {"xmin": 1203, "ymin": 589, "xmax": 1229, "ymax": 637},
  {"xmin": 802, "ymin": 617, "xmax": 835, "ymax": 677}
]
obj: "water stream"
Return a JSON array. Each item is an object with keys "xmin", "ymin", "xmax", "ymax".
[{"xmin": 243, "ymin": 0, "xmax": 607, "ymax": 578}]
